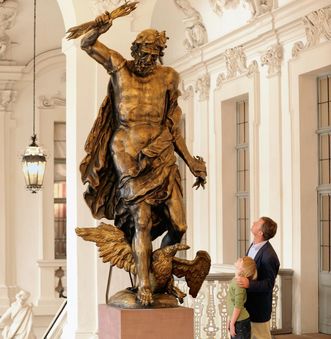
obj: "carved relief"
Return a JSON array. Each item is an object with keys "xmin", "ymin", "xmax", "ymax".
[
  {"xmin": 261, "ymin": 44, "xmax": 283, "ymax": 76},
  {"xmin": 243, "ymin": 0, "xmax": 274, "ymax": 19},
  {"xmin": 292, "ymin": 5, "xmax": 331, "ymax": 57},
  {"xmin": 181, "ymin": 82, "xmax": 194, "ymax": 101},
  {"xmin": 195, "ymin": 73, "xmax": 210, "ymax": 101},
  {"xmin": 217, "ymin": 46, "xmax": 258, "ymax": 87},
  {"xmin": 174, "ymin": 0, "xmax": 208, "ymax": 50},
  {"xmin": 209, "ymin": 0, "xmax": 240, "ymax": 16},
  {"xmin": 0, "ymin": 89, "xmax": 16, "ymax": 111},
  {"xmin": 38, "ymin": 93, "xmax": 66, "ymax": 109},
  {"xmin": 0, "ymin": 0, "xmax": 18, "ymax": 60}
]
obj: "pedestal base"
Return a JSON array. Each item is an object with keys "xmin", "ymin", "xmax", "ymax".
[{"xmin": 99, "ymin": 304, "xmax": 194, "ymax": 339}]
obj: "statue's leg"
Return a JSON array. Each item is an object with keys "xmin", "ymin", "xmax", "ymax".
[
  {"xmin": 130, "ymin": 201, "xmax": 153, "ymax": 305},
  {"xmin": 161, "ymin": 185, "xmax": 187, "ymax": 247}
]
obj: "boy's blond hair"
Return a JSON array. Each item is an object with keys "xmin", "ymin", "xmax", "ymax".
[{"xmin": 241, "ymin": 256, "xmax": 257, "ymax": 280}]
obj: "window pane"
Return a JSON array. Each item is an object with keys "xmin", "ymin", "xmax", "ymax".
[
  {"xmin": 322, "ymin": 246, "xmax": 330, "ymax": 272},
  {"xmin": 321, "ymin": 221, "xmax": 330, "ymax": 247},
  {"xmin": 321, "ymin": 195, "xmax": 329, "ymax": 220},
  {"xmin": 54, "ymin": 141, "xmax": 66, "ymax": 158},
  {"xmin": 54, "ymin": 122, "xmax": 66, "ymax": 140},
  {"xmin": 54, "ymin": 122, "xmax": 66, "ymax": 260},
  {"xmin": 54, "ymin": 203, "xmax": 66, "ymax": 259},
  {"xmin": 319, "ymin": 103, "xmax": 329, "ymax": 128},
  {"xmin": 238, "ymin": 149, "xmax": 245, "ymax": 170},
  {"xmin": 320, "ymin": 134, "xmax": 329, "ymax": 159},
  {"xmin": 319, "ymin": 77, "xmax": 328, "ymax": 103},
  {"xmin": 54, "ymin": 163, "xmax": 66, "ymax": 182},
  {"xmin": 237, "ymin": 99, "xmax": 249, "ymax": 257},
  {"xmin": 54, "ymin": 182, "xmax": 66, "ymax": 199}
]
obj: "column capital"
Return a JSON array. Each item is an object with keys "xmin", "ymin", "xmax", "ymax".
[{"xmin": 0, "ymin": 89, "xmax": 16, "ymax": 111}]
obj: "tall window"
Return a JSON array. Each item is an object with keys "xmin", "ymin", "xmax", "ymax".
[
  {"xmin": 317, "ymin": 75, "xmax": 331, "ymax": 272},
  {"xmin": 54, "ymin": 122, "xmax": 66, "ymax": 259},
  {"xmin": 236, "ymin": 100, "xmax": 249, "ymax": 257}
]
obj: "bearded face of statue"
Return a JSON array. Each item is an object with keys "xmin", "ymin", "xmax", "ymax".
[{"xmin": 133, "ymin": 45, "xmax": 159, "ymax": 77}]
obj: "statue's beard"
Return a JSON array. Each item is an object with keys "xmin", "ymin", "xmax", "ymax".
[{"xmin": 133, "ymin": 59, "xmax": 156, "ymax": 77}]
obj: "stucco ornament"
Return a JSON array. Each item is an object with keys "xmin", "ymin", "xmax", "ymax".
[
  {"xmin": 195, "ymin": 73, "xmax": 210, "ymax": 101},
  {"xmin": 181, "ymin": 82, "xmax": 194, "ymax": 101},
  {"xmin": 261, "ymin": 44, "xmax": 283, "ymax": 76},
  {"xmin": 0, "ymin": 0, "xmax": 18, "ymax": 60},
  {"xmin": 209, "ymin": 0, "xmax": 240, "ymax": 16},
  {"xmin": 174, "ymin": 0, "xmax": 208, "ymax": 50},
  {"xmin": 38, "ymin": 92, "xmax": 66, "ymax": 109},
  {"xmin": 292, "ymin": 5, "xmax": 331, "ymax": 57},
  {"xmin": 0, "ymin": 290, "xmax": 36, "ymax": 339},
  {"xmin": 0, "ymin": 89, "xmax": 16, "ymax": 111},
  {"xmin": 91, "ymin": 0, "xmax": 124, "ymax": 15},
  {"xmin": 243, "ymin": 0, "xmax": 273, "ymax": 19},
  {"xmin": 217, "ymin": 47, "xmax": 258, "ymax": 87}
]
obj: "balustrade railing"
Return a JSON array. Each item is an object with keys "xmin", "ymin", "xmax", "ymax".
[{"xmin": 176, "ymin": 268, "xmax": 293, "ymax": 339}]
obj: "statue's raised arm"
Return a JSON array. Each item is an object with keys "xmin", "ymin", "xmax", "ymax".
[{"xmin": 66, "ymin": 1, "xmax": 138, "ymax": 40}]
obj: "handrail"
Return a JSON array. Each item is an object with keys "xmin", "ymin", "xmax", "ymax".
[{"xmin": 42, "ymin": 299, "xmax": 67, "ymax": 339}]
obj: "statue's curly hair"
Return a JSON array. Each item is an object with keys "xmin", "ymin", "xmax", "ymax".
[{"xmin": 131, "ymin": 29, "xmax": 168, "ymax": 63}]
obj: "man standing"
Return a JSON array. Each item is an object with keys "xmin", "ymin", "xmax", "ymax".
[
  {"xmin": 236, "ymin": 217, "xmax": 280, "ymax": 339},
  {"xmin": 71, "ymin": 2, "xmax": 207, "ymax": 306}
]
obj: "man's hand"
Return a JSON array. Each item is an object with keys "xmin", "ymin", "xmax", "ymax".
[
  {"xmin": 229, "ymin": 322, "xmax": 236, "ymax": 337},
  {"xmin": 190, "ymin": 156, "xmax": 207, "ymax": 190},
  {"xmin": 235, "ymin": 276, "xmax": 249, "ymax": 288}
]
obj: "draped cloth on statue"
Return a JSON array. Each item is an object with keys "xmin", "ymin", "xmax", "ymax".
[
  {"xmin": 0, "ymin": 303, "xmax": 35, "ymax": 339},
  {"xmin": 80, "ymin": 81, "xmax": 183, "ymax": 242}
]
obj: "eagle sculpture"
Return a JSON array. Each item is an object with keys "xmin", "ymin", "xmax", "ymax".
[{"xmin": 76, "ymin": 223, "xmax": 211, "ymax": 304}]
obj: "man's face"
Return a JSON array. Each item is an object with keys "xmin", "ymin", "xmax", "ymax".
[
  {"xmin": 251, "ymin": 218, "xmax": 264, "ymax": 238},
  {"xmin": 133, "ymin": 47, "xmax": 158, "ymax": 76}
]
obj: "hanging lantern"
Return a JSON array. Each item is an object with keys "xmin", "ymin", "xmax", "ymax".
[
  {"xmin": 21, "ymin": 0, "xmax": 46, "ymax": 193},
  {"xmin": 22, "ymin": 134, "xmax": 46, "ymax": 193}
]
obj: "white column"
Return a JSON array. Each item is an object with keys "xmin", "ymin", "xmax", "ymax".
[
  {"xmin": 192, "ymin": 74, "xmax": 210, "ymax": 253},
  {"xmin": 0, "ymin": 107, "xmax": 10, "ymax": 313},
  {"xmin": 0, "ymin": 89, "xmax": 17, "ymax": 313},
  {"xmin": 260, "ymin": 44, "xmax": 283, "ymax": 255},
  {"xmin": 62, "ymin": 38, "xmax": 98, "ymax": 339},
  {"xmin": 179, "ymin": 86, "xmax": 195, "ymax": 259}
]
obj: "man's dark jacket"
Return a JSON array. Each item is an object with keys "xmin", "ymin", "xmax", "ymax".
[{"xmin": 245, "ymin": 241, "xmax": 280, "ymax": 322}]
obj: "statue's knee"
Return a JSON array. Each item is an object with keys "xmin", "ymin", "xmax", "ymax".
[{"xmin": 135, "ymin": 220, "xmax": 151, "ymax": 233}]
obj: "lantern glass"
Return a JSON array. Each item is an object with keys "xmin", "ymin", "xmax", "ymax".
[{"xmin": 22, "ymin": 144, "xmax": 46, "ymax": 193}]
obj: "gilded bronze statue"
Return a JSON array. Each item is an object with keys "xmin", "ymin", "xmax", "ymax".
[{"xmin": 67, "ymin": 1, "xmax": 210, "ymax": 307}]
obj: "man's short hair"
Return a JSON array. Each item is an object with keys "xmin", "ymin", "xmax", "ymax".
[{"xmin": 261, "ymin": 216, "xmax": 277, "ymax": 240}]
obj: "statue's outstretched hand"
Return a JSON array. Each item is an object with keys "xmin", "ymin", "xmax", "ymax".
[
  {"xmin": 190, "ymin": 156, "xmax": 207, "ymax": 190},
  {"xmin": 108, "ymin": 1, "xmax": 139, "ymax": 20},
  {"xmin": 95, "ymin": 1, "xmax": 138, "ymax": 34}
]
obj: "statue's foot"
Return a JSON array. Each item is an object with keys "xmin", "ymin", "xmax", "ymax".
[{"xmin": 137, "ymin": 286, "xmax": 153, "ymax": 306}]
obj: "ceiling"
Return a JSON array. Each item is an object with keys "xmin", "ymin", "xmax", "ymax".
[{"xmin": 3, "ymin": 0, "xmax": 65, "ymax": 66}]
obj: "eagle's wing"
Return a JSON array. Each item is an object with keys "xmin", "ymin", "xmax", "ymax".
[
  {"xmin": 172, "ymin": 250, "xmax": 211, "ymax": 298},
  {"xmin": 76, "ymin": 223, "xmax": 136, "ymax": 274}
]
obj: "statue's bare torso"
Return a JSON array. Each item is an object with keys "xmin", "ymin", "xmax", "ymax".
[{"xmin": 110, "ymin": 64, "xmax": 177, "ymax": 168}]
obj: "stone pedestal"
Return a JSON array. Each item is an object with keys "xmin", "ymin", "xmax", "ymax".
[{"xmin": 99, "ymin": 304, "xmax": 194, "ymax": 339}]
